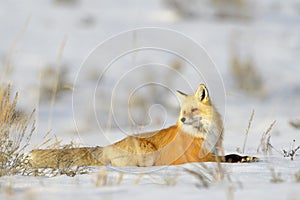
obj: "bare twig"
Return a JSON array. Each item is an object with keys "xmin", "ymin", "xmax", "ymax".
[{"xmin": 283, "ymin": 140, "xmax": 300, "ymax": 161}]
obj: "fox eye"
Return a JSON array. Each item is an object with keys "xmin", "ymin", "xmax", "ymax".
[
  {"xmin": 183, "ymin": 111, "xmax": 186, "ymax": 115},
  {"xmin": 191, "ymin": 108, "xmax": 198, "ymax": 112}
]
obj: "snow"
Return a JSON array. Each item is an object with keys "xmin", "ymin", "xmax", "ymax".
[{"xmin": 1, "ymin": 0, "xmax": 300, "ymax": 199}]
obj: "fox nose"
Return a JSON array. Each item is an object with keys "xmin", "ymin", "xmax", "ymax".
[{"xmin": 181, "ymin": 117, "xmax": 186, "ymax": 123}]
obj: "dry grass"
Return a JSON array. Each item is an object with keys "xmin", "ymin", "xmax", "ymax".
[
  {"xmin": 132, "ymin": 171, "xmax": 179, "ymax": 186},
  {"xmin": 163, "ymin": 0, "xmax": 252, "ymax": 20},
  {"xmin": 184, "ymin": 162, "xmax": 231, "ymax": 189},
  {"xmin": 53, "ymin": 0, "xmax": 79, "ymax": 6},
  {"xmin": 0, "ymin": 84, "xmax": 35, "ymax": 177},
  {"xmin": 1, "ymin": 17, "xmax": 30, "ymax": 81},
  {"xmin": 93, "ymin": 168, "xmax": 124, "ymax": 187},
  {"xmin": 184, "ymin": 167, "xmax": 210, "ymax": 188},
  {"xmin": 242, "ymin": 110, "xmax": 255, "ymax": 153},
  {"xmin": 26, "ymin": 166, "xmax": 90, "ymax": 177},
  {"xmin": 162, "ymin": 0, "xmax": 197, "ymax": 19},
  {"xmin": 210, "ymin": 0, "xmax": 252, "ymax": 20},
  {"xmin": 162, "ymin": 171, "xmax": 179, "ymax": 186},
  {"xmin": 39, "ymin": 64, "xmax": 72, "ymax": 102},
  {"xmin": 2, "ymin": 179, "xmax": 15, "ymax": 198},
  {"xmin": 0, "ymin": 84, "xmax": 85, "ymax": 177},
  {"xmin": 185, "ymin": 162, "xmax": 242, "ymax": 199},
  {"xmin": 230, "ymin": 53, "xmax": 265, "ymax": 97},
  {"xmin": 269, "ymin": 168, "xmax": 284, "ymax": 183},
  {"xmin": 289, "ymin": 119, "xmax": 300, "ymax": 129},
  {"xmin": 295, "ymin": 171, "xmax": 300, "ymax": 182},
  {"xmin": 39, "ymin": 36, "xmax": 72, "ymax": 104},
  {"xmin": 257, "ymin": 120, "xmax": 276, "ymax": 154}
]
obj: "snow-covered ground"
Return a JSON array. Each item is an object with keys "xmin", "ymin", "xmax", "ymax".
[{"xmin": 1, "ymin": 0, "xmax": 300, "ymax": 199}]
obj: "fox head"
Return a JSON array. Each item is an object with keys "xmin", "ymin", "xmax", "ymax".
[{"xmin": 176, "ymin": 84, "xmax": 223, "ymax": 140}]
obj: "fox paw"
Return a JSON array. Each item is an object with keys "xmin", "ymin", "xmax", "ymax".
[{"xmin": 224, "ymin": 154, "xmax": 259, "ymax": 163}]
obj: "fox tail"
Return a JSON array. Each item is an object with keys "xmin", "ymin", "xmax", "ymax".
[{"xmin": 27, "ymin": 146, "xmax": 104, "ymax": 168}]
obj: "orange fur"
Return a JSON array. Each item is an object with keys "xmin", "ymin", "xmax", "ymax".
[{"xmin": 29, "ymin": 84, "xmax": 225, "ymax": 168}]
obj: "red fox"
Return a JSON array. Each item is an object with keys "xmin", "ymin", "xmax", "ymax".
[{"xmin": 29, "ymin": 84, "xmax": 258, "ymax": 168}]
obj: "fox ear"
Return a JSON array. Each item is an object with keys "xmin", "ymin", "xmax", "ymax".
[
  {"xmin": 176, "ymin": 90, "xmax": 187, "ymax": 103},
  {"xmin": 195, "ymin": 84, "xmax": 209, "ymax": 103}
]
